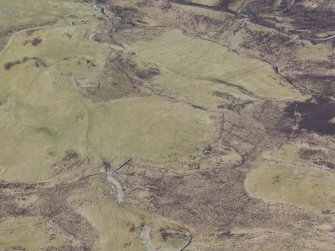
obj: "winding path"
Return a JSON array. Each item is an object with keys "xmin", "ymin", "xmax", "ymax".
[
  {"xmin": 141, "ymin": 225, "xmax": 156, "ymax": 251},
  {"xmin": 106, "ymin": 172, "xmax": 124, "ymax": 203},
  {"xmin": 101, "ymin": 167, "xmax": 125, "ymax": 203}
]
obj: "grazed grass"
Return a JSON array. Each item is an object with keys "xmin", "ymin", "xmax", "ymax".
[
  {"xmin": 69, "ymin": 178, "xmax": 147, "ymax": 251},
  {"xmin": 0, "ymin": 19, "xmax": 108, "ymax": 183},
  {"xmin": 246, "ymin": 142, "xmax": 335, "ymax": 213},
  {"xmin": 246, "ymin": 151, "xmax": 335, "ymax": 212},
  {"xmin": 89, "ymin": 96, "xmax": 217, "ymax": 165},
  {"xmin": 130, "ymin": 29, "xmax": 303, "ymax": 110},
  {"xmin": 191, "ymin": 0, "xmax": 221, "ymax": 6},
  {"xmin": 0, "ymin": 217, "xmax": 70, "ymax": 250},
  {"xmin": 202, "ymin": 77, "xmax": 257, "ymax": 97},
  {"xmin": 0, "ymin": 12, "xmax": 217, "ymax": 183},
  {"xmin": 1, "ymin": 1, "xmax": 319, "ymax": 250},
  {"xmin": 0, "ymin": 2, "xmax": 217, "ymax": 250},
  {"xmin": 0, "ymin": 0, "xmax": 92, "ymax": 34}
]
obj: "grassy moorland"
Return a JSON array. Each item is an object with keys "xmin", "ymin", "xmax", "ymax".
[
  {"xmin": 1, "ymin": 0, "xmax": 335, "ymax": 250},
  {"xmin": 131, "ymin": 29, "xmax": 303, "ymax": 111},
  {"xmin": 0, "ymin": 0, "xmax": 198, "ymax": 250}
]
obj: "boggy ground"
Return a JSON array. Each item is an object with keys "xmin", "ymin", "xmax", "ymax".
[{"xmin": 1, "ymin": 0, "xmax": 335, "ymax": 250}]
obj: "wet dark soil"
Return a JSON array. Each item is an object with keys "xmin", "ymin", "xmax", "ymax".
[{"xmin": 285, "ymin": 97, "xmax": 335, "ymax": 135}]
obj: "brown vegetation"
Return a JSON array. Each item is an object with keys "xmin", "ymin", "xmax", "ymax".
[{"xmin": 0, "ymin": 152, "xmax": 99, "ymax": 250}]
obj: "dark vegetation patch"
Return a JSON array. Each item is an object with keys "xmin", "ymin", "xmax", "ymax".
[
  {"xmin": 46, "ymin": 245, "xmax": 85, "ymax": 251},
  {"xmin": 238, "ymin": 22, "xmax": 333, "ymax": 97},
  {"xmin": 62, "ymin": 150, "xmax": 80, "ymax": 162},
  {"xmin": 33, "ymin": 57, "xmax": 48, "ymax": 67},
  {"xmin": 64, "ymin": 32, "xmax": 72, "ymax": 38},
  {"xmin": 123, "ymin": 242, "xmax": 132, "ymax": 248},
  {"xmin": 213, "ymin": 91, "xmax": 254, "ymax": 112},
  {"xmin": 298, "ymin": 148, "xmax": 325, "ymax": 160},
  {"xmin": 80, "ymin": 54, "xmax": 147, "ymax": 102},
  {"xmin": 85, "ymin": 59, "xmax": 96, "ymax": 67},
  {"xmin": 240, "ymin": 0, "xmax": 291, "ymax": 29},
  {"xmin": 24, "ymin": 37, "xmax": 42, "ymax": 46},
  {"xmin": 49, "ymin": 206, "xmax": 98, "ymax": 249},
  {"xmin": 51, "ymin": 150, "xmax": 86, "ymax": 176},
  {"xmin": 135, "ymin": 66, "xmax": 160, "ymax": 79},
  {"xmin": 159, "ymin": 226, "xmax": 188, "ymax": 242},
  {"xmin": 295, "ymin": 74, "xmax": 335, "ymax": 97},
  {"xmin": 159, "ymin": 227, "xmax": 171, "ymax": 241},
  {"xmin": 213, "ymin": 90, "xmax": 237, "ymax": 101},
  {"xmin": 217, "ymin": 0, "xmax": 235, "ymax": 9},
  {"xmin": 190, "ymin": 103, "xmax": 206, "ymax": 110},
  {"xmin": 0, "ymin": 95, "xmax": 9, "ymax": 106},
  {"xmin": 285, "ymin": 97, "xmax": 335, "ymax": 135},
  {"xmin": 202, "ymin": 144, "xmax": 213, "ymax": 156},
  {"xmin": 217, "ymin": 230, "xmax": 236, "ymax": 239},
  {"xmin": 204, "ymin": 77, "xmax": 256, "ymax": 97},
  {"xmin": 221, "ymin": 100, "xmax": 254, "ymax": 112},
  {"xmin": 102, "ymin": 3, "xmax": 162, "ymax": 45},
  {"xmin": 0, "ymin": 181, "xmax": 40, "ymax": 191},
  {"xmin": 63, "ymin": 56, "xmax": 96, "ymax": 68},
  {"xmin": 170, "ymin": 0, "xmax": 235, "ymax": 14},
  {"xmin": 4, "ymin": 57, "xmax": 47, "ymax": 70},
  {"xmin": 4, "ymin": 246, "xmax": 28, "ymax": 251},
  {"xmin": 0, "ymin": 20, "xmax": 54, "ymax": 53},
  {"xmin": 35, "ymin": 127, "xmax": 53, "ymax": 136},
  {"xmin": 129, "ymin": 223, "xmax": 136, "ymax": 232},
  {"xmin": 286, "ymin": 5, "xmax": 335, "ymax": 35},
  {"xmin": 119, "ymin": 57, "xmax": 160, "ymax": 80},
  {"xmin": 242, "ymin": 0, "xmax": 335, "ymax": 36},
  {"xmin": 0, "ymin": 33, "xmax": 10, "ymax": 54},
  {"xmin": 4, "ymin": 60, "xmax": 21, "ymax": 70},
  {"xmin": 109, "ymin": 5, "xmax": 144, "ymax": 33},
  {"xmin": 313, "ymin": 161, "xmax": 335, "ymax": 170},
  {"xmin": 110, "ymin": 6, "xmax": 140, "ymax": 19},
  {"xmin": 241, "ymin": 28, "xmax": 295, "ymax": 58}
]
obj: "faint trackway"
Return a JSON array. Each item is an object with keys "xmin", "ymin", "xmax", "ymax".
[{"xmin": 141, "ymin": 225, "xmax": 156, "ymax": 251}]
